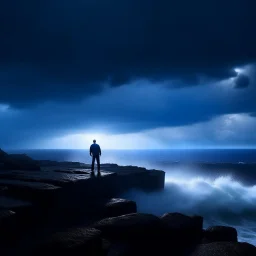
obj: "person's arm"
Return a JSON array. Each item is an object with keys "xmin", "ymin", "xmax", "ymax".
[
  {"xmin": 89, "ymin": 145, "xmax": 92, "ymax": 156},
  {"xmin": 99, "ymin": 146, "xmax": 101, "ymax": 156}
]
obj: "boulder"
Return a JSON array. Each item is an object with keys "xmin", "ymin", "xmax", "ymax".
[
  {"xmin": 33, "ymin": 228, "xmax": 103, "ymax": 256},
  {"xmin": 104, "ymin": 198, "xmax": 137, "ymax": 217},
  {"xmin": 160, "ymin": 212, "xmax": 203, "ymax": 245},
  {"xmin": 106, "ymin": 240, "xmax": 182, "ymax": 256},
  {"xmin": 92, "ymin": 213, "xmax": 162, "ymax": 242},
  {"xmin": 203, "ymin": 226, "xmax": 238, "ymax": 243},
  {"xmin": 190, "ymin": 241, "xmax": 256, "ymax": 256}
]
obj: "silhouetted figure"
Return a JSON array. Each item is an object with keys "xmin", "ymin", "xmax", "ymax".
[{"xmin": 90, "ymin": 139, "xmax": 101, "ymax": 174}]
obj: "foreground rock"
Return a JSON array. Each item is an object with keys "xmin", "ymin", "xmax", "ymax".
[
  {"xmin": 2, "ymin": 207, "xmax": 256, "ymax": 256},
  {"xmin": 26, "ymin": 228, "xmax": 102, "ymax": 256},
  {"xmin": 202, "ymin": 226, "xmax": 238, "ymax": 243},
  {"xmin": 1, "ymin": 149, "xmax": 256, "ymax": 255},
  {"xmin": 104, "ymin": 198, "xmax": 137, "ymax": 218},
  {"xmin": 161, "ymin": 212, "xmax": 203, "ymax": 245},
  {"xmin": 0, "ymin": 150, "xmax": 165, "ymax": 226},
  {"xmin": 92, "ymin": 213, "xmax": 162, "ymax": 242},
  {"xmin": 190, "ymin": 242, "xmax": 256, "ymax": 256},
  {"xmin": 0, "ymin": 150, "xmax": 166, "ymax": 254}
]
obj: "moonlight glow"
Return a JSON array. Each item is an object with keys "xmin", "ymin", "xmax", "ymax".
[{"xmin": 234, "ymin": 68, "xmax": 243, "ymax": 74}]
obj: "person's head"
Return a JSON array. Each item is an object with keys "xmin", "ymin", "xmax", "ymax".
[{"xmin": 93, "ymin": 139, "xmax": 96, "ymax": 143}]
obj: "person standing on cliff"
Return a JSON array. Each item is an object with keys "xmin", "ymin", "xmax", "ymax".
[{"xmin": 90, "ymin": 139, "xmax": 101, "ymax": 175}]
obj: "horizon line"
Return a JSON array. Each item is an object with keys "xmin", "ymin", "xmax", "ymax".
[{"xmin": 5, "ymin": 147, "xmax": 256, "ymax": 150}]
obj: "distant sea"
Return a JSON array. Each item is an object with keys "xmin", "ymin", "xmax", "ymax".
[{"xmin": 7, "ymin": 149, "xmax": 256, "ymax": 245}]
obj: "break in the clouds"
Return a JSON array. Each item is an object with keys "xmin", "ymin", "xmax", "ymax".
[
  {"xmin": 1, "ymin": 0, "xmax": 256, "ymax": 148},
  {"xmin": 1, "ymin": 70, "xmax": 256, "ymax": 149},
  {"xmin": 1, "ymin": 0, "xmax": 256, "ymax": 106},
  {"xmin": 39, "ymin": 113, "xmax": 256, "ymax": 149}
]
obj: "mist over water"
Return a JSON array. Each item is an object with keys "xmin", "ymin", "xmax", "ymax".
[
  {"xmin": 122, "ymin": 175, "xmax": 256, "ymax": 245},
  {"xmin": 7, "ymin": 149, "xmax": 256, "ymax": 245}
]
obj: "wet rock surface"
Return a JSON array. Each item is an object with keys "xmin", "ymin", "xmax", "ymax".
[{"xmin": 0, "ymin": 149, "xmax": 165, "ymax": 255}]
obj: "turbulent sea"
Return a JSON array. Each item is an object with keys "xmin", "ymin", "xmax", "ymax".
[{"xmin": 7, "ymin": 149, "xmax": 256, "ymax": 245}]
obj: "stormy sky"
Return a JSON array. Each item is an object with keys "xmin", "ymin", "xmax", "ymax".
[{"xmin": 1, "ymin": 0, "xmax": 256, "ymax": 149}]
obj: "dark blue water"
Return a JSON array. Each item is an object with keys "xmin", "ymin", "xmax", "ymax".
[
  {"xmin": 7, "ymin": 148, "xmax": 256, "ymax": 166},
  {"xmin": 7, "ymin": 149, "xmax": 256, "ymax": 245}
]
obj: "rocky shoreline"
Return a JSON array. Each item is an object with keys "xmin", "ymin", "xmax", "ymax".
[
  {"xmin": 3, "ymin": 199, "xmax": 256, "ymax": 256},
  {"xmin": 1, "ymin": 149, "xmax": 256, "ymax": 255}
]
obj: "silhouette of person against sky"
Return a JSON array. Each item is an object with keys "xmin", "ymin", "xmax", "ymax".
[{"xmin": 90, "ymin": 139, "xmax": 101, "ymax": 175}]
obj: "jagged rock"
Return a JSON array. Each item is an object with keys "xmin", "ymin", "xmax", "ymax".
[
  {"xmin": 190, "ymin": 241, "xmax": 256, "ymax": 256},
  {"xmin": 92, "ymin": 213, "xmax": 162, "ymax": 242},
  {"xmin": 104, "ymin": 198, "xmax": 137, "ymax": 217},
  {"xmin": 0, "ymin": 149, "xmax": 40, "ymax": 171},
  {"xmin": 160, "ymin": 212, "xmax": 203, "ymax": 245},
  {"xmin": 33, "ymin": 228, "xmax": 103, "ymax": 256},
  {"xmin": 203, "ymin": 226, "xmax": 238, "ymax": 243},
  {"xmin": 0, "ymin": 148, "xmax": 9, "ymax": 159},
  {"xmin": 9, "ymin": 154, "xmax": 40, "ymax": 169}
]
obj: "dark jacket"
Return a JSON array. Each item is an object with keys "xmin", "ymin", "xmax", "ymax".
[{"xmin": 90, "ymin": 144, "xmax": 101, "ymax": 156}]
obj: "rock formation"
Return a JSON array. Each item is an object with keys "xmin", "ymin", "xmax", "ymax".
[
  {"xmin": 0, "ymin": 149, "xmax": 40, "ymax": 171},
  {"xmin": 0, "ymin": 149, "xmax": 256, "ymax": 255}
]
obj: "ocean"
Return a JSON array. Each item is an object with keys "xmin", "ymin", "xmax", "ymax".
[{"xmin": 7, "ymin": 149, "xmax": 256, "ymax": 245}]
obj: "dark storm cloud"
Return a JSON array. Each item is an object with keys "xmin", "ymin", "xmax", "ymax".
[
  {"xmin": 0, "ymin": 0, "xmax": 256, "ymax": 106},
  {"xmin": 1, "ymin": 75, "xmax": 256, "ymax": 149},
  {"xmin": 233, "ymin": 74, "xmax": 250, "ymax": 89}
]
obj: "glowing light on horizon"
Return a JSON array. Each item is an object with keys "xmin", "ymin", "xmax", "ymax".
[
  {"xmin": 42, "ymin": 132, "xmax": 166, "ymax": 149},
  {"xmin": 39, "ymin": 113, "xmax": 256, "ymax": 149}
]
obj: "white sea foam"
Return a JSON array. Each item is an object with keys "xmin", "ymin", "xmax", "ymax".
[{"xmin": 122, "ymin": 174, "xmax": 256, "ymax": 245}]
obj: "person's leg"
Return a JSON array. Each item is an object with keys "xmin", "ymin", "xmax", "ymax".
[
  {"xmin": 96, "ymin": 155, "xmax": 100, "ymax": 172},
  {"xmin": 91, "ymin": 155, "xmax": 95, "ymax": 172}
]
